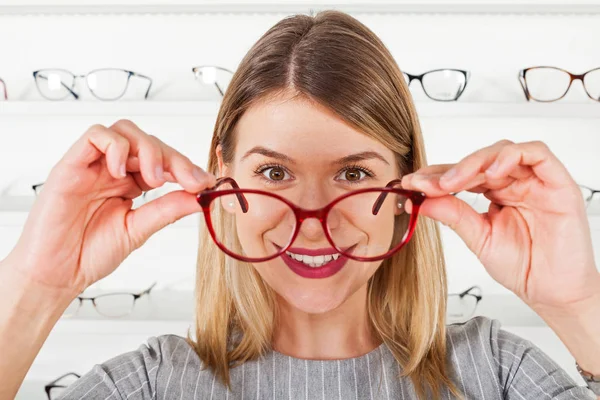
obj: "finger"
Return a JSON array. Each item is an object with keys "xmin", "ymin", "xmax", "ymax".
[
  {"xmin": 109, "ymin": 120, "xmax": 165, "ymax": 188},
  {"xmin": 418, "ymin": 194, "xmax": 490, "ymax": 258},
  {"xmin": 125, "ymin": 190, "xmax": 201, "ymax": 249},
  {"xmin": 131, "ymin": 172, "xmax": 154, "ymax": 192},
  {"xmin": 162, "ymin": 145, "xmax": 216, "ymax": 193},
  {"xmin": 61, "ymin": 124, "xmax": 130, "ymax": 179},
  {"xmin": 483, "ymin": 141, "xmax": 570, "ymax": 185},
  {"xmin": 439, "ymin": 140, "xmax": 573, "ymax": 191}
]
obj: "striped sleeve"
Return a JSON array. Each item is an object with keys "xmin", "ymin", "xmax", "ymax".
[
  {"xmin": 487, "ymin": 317, "xmax": 596, "ymax": 400},
  {"xmin": 56, "ymin": 335, "xmax": 167, "ymax": 400}
]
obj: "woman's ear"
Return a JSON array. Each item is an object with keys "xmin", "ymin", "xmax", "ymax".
[{"xmin": 216, "ymin": 144, "xmax": 230, "ymax": 178}]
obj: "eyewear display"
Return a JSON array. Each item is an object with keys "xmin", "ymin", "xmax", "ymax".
[
  {"xmin": 0, "ymin": 77, "xmax": 6, "ymax": 100},
  {"xmin": 192, "ymin": 65, "xmax": 234, "ymax": 96},
  {"xmin": 63, "ymin": 282, "xmax": 156, "ymax": 318},
  {"xmin": 45, "ymin": 372, "xmax": 81, "ymax": 400},
  {"xmin": 580, "ymin": 184, "xmax": 600, "ymax": 208},
  {"xmin": 196, "ymin": 177, "xmax": 426, "ymax": 263},
  {"xmin": 519, "ymin": 66, "xmax": 600, "ymax": 102},
  {"xmin": 33, "ymin": 68, "xmax": 152, "ymax": 101},
  {"xmin": 402, "ymin": 69, "xmax": 470, "ymax": 101},
  {"xmin": 446, "ymin": 285, "xmax": 482, "ymax": 321}
]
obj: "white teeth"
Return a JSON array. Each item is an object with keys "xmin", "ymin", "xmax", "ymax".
[{"xmin": 285, "ymin": 251, "xmax": 341, "ymax": 268}]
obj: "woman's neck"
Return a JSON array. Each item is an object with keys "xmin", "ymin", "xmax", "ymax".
[{"xmin": 271, "ymin": 283, "xmax": 381, "ymax": 360}]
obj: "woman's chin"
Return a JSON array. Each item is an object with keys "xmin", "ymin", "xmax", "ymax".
[{"xmin": 277, "ymin": 286, "xmax": 350, "ymax": 314}]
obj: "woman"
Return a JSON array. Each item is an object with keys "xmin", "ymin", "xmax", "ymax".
[{"xmin": 1, "ymin": 10, "xmax": 599, "ymax": 400}]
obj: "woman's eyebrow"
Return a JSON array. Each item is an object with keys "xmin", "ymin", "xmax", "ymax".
[{"xmin": 240, "ymin": 146, "xmax": 390, "ymax": 166}]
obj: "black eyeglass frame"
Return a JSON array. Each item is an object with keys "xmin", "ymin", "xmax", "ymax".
[
  {"xmin": 402, "ymin": 69, "xmax": 471, "ymax": 102},
  {"xmin": 32, "ymin": 68, "xmax": 153, "ymax": 101},
  {"xmin": 44, "ymin": 372, "xmax": 81, "ymax": 400},
  {"xmin": 66, "ymin": 282, "xmax": 157, "ymax": 318}
]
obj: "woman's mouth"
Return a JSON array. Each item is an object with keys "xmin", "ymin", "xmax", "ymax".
[{"xmin": 274, "ymin": 243, "xmax": 356, "ymax": 279}]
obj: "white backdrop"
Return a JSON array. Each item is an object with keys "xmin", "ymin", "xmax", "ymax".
[{"xmin": 0, "ymin": 6, "xmax": 599, "ymax": 395}]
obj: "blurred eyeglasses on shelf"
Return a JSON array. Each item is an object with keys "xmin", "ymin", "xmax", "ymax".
[
  {"xmin": 402, "ymin": 69, "xmax": 470, "ymax": 101},
  {"xmin": 63, "ymin": 282, "xmax": 156, "ymax": 318},
  {"xmin": 447, "ymin": 285, "xmax": 482, "ymax": 322},
  {"xmin": 0, "ymin": 77, "xmax": 6, "ymax": 100},
  {"xmin": 45, "ymin": 372, "xmax": 81, "ymax": 400},
  {"xmin": 192, "ymin": 65, "xmax": 234, "ymax": 97},
  {"xmin": 579, "ymin": 184, "xmax": 600, "ymax": 212},
  {"xmin": 33, "ymin": 68, "xmax": 153, "ymax": 101},
  {"xmin": 519, "ymin": 66, "xmax": 600, "ymax": 102}
]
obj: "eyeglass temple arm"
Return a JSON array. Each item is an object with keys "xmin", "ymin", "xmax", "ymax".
[
  {"xmin": 32, "ymin": 182, "xmax": 44, "ymax": 193},
  {"xmin": 130, "ymin": 71, "xmax": 153, "ymax": 99},
  {"xmin": 209, "ymin": 177, "xmax": 249, "ymax": 213},
  {"xmin": 33, "ymin": 72, "xmax": 79, "ymax": 100},
  {"xmin": 45, "ymin": 372, "xmax": 81, "ymax": 390},
  {"xmin": 135, "ymin": 281, "xmax": 157, "ymax": 298},
  {"xmin": 372, "ymin": 179, "xmax": 404, "ymax": 215},
  {"xmin": 0, "ymin": 79, "xmax": 6, "ymax": 100},
  {"xmin": 458, "ymin": 285, "xmax": 482, "ymax": 301},
  {"xmin": 518, "ymin": 70, "xmax": 531, "ymax": 101}
]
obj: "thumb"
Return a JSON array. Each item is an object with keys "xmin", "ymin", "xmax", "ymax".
[
  {"xmin": 416, "ymin": 194, "xmax": 490, "ymax": 256},
  {"xmin": 126, "ymin": 190, "xmax": 201, "ymax": 249}
]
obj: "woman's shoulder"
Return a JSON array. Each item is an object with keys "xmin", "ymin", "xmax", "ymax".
[
  {"xmin": 56, "ymin": 334, "xmax": 203, "ymax": 400},
  {"xmin": 445, "ymin": 316, "xmax": 595, "ymax": 399}
]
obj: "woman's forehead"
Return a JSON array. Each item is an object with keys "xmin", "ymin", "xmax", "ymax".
[{"xmin": 234, "ymin": 96, "xmax": 395, "ymax": 164}]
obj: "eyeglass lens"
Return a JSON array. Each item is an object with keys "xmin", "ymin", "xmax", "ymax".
[{"xmin": 206, "ymin": 183, "xmax": 412, "ymax": 261}]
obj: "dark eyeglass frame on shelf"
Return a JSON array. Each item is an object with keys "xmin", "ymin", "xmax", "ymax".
[
  {"xmin": 32, "ymin": 68, "xmax": 153, "ymax": 101},
  {"xmin": 447, "ymin": 285, "xmax": 483, "ymax": 319},
  {"xmin": 0, "ymin": 77, "xmax": 6, "ymax": 100},
  {"xmin": 192, "ymin": 65, "xmax": 234, "ymax": 96},
  {"xmin": 44, "ymin": 372, "xmax": 81, "ymax": 400},
  {"xmin": 402, "ymin": 69, "xmax": 471, "ymax": 102},
  {"xmin": 579, "ymin": 184, "xmax": 600, "ymax": 207},
  {"xmin": 196, "ymin": 177, "xmax": 426, "ymax": 263},
  {"xmin": 65, "ymin": 282, "xmax": 157, "ymax": 318},
  {"xmin": 518, "ymin": 66, "xmax": 600, "ymax": 102}
]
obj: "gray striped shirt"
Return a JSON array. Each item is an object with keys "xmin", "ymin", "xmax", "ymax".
[{"xmin": 55, "ymin": 316, "xmax": 595, "ymax": 399}]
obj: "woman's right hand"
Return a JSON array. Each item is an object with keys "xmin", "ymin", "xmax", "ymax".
[{"xmin": 4, "ymin": 119, "xmax": 215, "ymax": 297}]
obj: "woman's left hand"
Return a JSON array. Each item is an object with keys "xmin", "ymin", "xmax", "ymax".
[{"xmin": 400, "ymin": 139, "xmax": 600, "ymax": 314}]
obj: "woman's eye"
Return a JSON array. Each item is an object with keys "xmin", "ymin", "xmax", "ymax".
[
  {"xmin": 338, "ymin": 168, "xmax": 367, "ymax": 182},
  {"xmin": 261, "ymin": 166, "xmax": 290, "ymax": 181}
]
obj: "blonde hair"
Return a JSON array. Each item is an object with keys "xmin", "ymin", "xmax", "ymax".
[{"xmin": 189, "ymin": 10, "xmax": 463, "ymax": 400}]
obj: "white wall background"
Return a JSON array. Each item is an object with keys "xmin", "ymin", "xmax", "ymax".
[{"xmin": 0, "ymin": 3, "xmax": 599, "ymax": 397}]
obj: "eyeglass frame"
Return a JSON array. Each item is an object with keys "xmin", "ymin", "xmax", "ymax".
[
  {"xmin": 402, "ymin": 69, "xmax": 471, "ymax": 102},
  {"xmin": 0, "ymin": 77, "xmax": 6, "ymax": 100},
  {"xmin": 191, "ymin": 65, "xmax": 234, "ymax": 96},
  {"xmin": 44, "ymin": 372, "xmax": 81, "ymax": 400},
  {"xmin": 579, "ymin": 184, "xmax": 600, "ymax": 206},
  {"xmin": 32, "ymin": 68, "xmax": 153, "ymax": 101},
  {"xmin": 65, "ymin": 282, "xmax": 157, "ymax": 318},
  {"xmin": 196, "ymin": 177, "xmax": 426, "ymax": 263},
  {"xmin": 447, "ymin": 285, "xmax": 483, "ymax": 319},
  {"xmin": 518, "ymin": 66, "xmax": 600, "ymax": 102}
]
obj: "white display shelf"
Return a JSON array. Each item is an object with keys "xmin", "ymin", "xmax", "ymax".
[
  {"xmin": 0, "ymin": 198, "xmax": 202, "ymax": 227},
  {"xmin": 1, "ymin": 101, "xmax": 599, "ymax": 118},
  {"xmin": 1, "ymin": 0, "xmax": 600, "ymax": 15}
]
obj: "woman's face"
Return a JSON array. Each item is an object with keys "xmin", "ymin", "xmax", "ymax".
[{"xmin": 217, "ymin": 94, "xmax": 403, "ymax": 314}]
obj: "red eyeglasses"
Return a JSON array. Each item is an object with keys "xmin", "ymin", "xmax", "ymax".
[{"xmin": 196, "ymin": 177, "xmax": 426, "ymax": 263}]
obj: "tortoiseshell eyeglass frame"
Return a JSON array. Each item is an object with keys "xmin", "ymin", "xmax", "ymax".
[
  {"xmin": 519, "ymin": 66, "xmax": 600, "ymax": 102},
  {"xmin": 196, "ymin": 177, "xmax": 426, "ymax": 263}
]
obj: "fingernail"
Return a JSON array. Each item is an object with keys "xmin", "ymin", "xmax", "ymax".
[
  {"xmin": 120, "ymin": 164, "xmax": 127, "ymax": 177},
  {"xmin": 192, "ymin": 166, "xmax": 205, "ymax": 183},
  {"xmin": 155, "ymin": 165, "xmax": 164, "ymax": 181},
  {"xmin": 486, "ymin": 160, "xmax": 500, "ymax": 175},
  {"xmin": 440, "ymin": 168, "xmax": 457, "ymax": 183}
]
